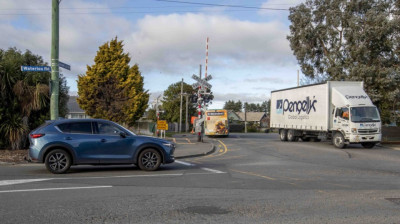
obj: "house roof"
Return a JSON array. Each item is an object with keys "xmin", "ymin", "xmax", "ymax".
[
  {"xmin": 236, "ymin": 112, "xmax": 266, "ymax": 122},
  {"xmin": 227, "ymin": 110, "xmax": 242, "ymax": 121},
  {"xmin": 67, "ymin": 96, "xmax": 85, "ymax": 113}
]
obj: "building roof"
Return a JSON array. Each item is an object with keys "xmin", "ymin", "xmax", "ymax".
[
  {"xmin": 227, "ymin": 110, "xmax": 242, "ymax": 121},
  {"xmin": 236, "ymin": 112, "xmax": 266, "ymax": 122},
  {"xmin": 67, "ymin": 96, "xmax": 85, "ymax": 113}
]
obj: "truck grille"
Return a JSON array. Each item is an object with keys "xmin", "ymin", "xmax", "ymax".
[{"xmin": 358, "ymin": 129, "xmax": 378, "ymax": 134}]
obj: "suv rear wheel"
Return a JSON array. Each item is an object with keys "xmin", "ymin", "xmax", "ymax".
[{"xmin": 45, "ymin": 149, "xmax": 72, "ymax": 174}]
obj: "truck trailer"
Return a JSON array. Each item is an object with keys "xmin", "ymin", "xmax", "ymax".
[{"xmin": 270, "ymin": 81, "xmax": 381, "ymax": 148}]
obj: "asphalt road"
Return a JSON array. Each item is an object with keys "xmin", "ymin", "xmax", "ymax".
[{"xmin": 1, "ymin": 133, "xmax": 400, "ymax": 223}]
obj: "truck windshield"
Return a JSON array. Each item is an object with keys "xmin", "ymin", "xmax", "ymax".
[{"xmin": 350, "ymin": 107, "xmax": 380, "ymax": 122}]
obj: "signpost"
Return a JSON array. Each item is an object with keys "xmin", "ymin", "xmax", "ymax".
[
  {"xmin": 191, "ymin": 72, "xmax": 213, "ymax": 142},
  {"xmin": 157, "ymin": 120, "xmax": 168, "ymax": 130},
  {"xmin": 157, "ymin": 120, "xmax": 168, "ymax": 139},
  {"xmin": 21, "ymin": 57, "xmax": 70, "ymax": 120}
]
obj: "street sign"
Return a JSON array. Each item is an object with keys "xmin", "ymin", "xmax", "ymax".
[
  {"xmin": 198, "ymin": 79, "xmax": 212, "ymax": 89},
  {"xmin": 59, "ymin": 61, "xmax": 71, "ymax": 70},
  {"xmin": 21, "ymin": 66, "xmax": 51, "ymax": 72},
  {"xmin": 192, "ymin": 74, "xmax": 201, "ymax": 82},
  {"xmin": 157, "ymin": 120, "xmax": 168, "ymax": 130},
  {"xmin": 192, "ymin": 83, "xmax": 200, "ymax": 89},
  {"xmin": 204, "ymin": 75, "xmax": 212, "ymax": 81}
]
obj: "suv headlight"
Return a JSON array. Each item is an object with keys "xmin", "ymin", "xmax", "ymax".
[
  {"xmin": 162, "ymin": 142, "xmax": 174, "ymax": 148},
  {"xmin": 351, "ymin": 128, "xmax": 357, "ymax": 133}
]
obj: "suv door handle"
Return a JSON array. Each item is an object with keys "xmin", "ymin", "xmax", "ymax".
[
  {"xmin": 100, "ymin": 139, "xmax": 107, "ymax": 143},
  {"xmin": 65, "ymin": 137, "xmax": 72, "ymax": 140}
]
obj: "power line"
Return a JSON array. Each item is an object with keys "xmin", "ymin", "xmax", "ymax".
[
  {"xmin": 0, "ymin": 1, "xmax": 291, "ymax": 16},
  {"xmin": 155, "ymin": 0, "xmax": 290, "ymax": 11},
  {"xmin": 0, "ymin": 9, "xmax": 271, "ymax": 16},
  {"xmin": 0, "ymin": 5, "xmax": 203, "ymax": 11},
  {"xmin": 0, "ymin": 1, "xmax": 291, "ymax": 12}
]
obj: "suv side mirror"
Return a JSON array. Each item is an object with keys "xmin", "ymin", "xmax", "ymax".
[{"xmin": 119, "ymin": 132, "xmax": 127, "ymax": 138}]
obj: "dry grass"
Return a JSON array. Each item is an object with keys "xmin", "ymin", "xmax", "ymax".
[{"xmin": 0, "ymin": 149, "xmax": 28, "ymax": 163}]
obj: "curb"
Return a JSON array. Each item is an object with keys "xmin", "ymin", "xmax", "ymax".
[
  {"xmin": 381, "ymin": 142, "xmax": 400, "ymax": 145},
  {"xmin": 175, "ymin": 142, "xmax": 216, "ymax": 159}
]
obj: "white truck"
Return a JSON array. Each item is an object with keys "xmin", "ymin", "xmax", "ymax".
[{"xmin": 270, "ymin": 81, "xmax": 381, "ymax": 148}]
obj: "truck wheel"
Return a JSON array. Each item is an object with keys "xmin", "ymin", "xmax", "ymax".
[
  {"xmin": 279, "ymin": 129, "xmax": 288, "ymax": 141},
  {"xmin": 361, "ymin": 142, "xmax": 376, "ymax": 149},
  {"xmin": 310, "ymin": 137, "xmax": 321, "ymax": 142},
  {"xmin": 301, "ymin": 137, "xmax": 310, "ymax": 142},
  {"xmin": 287, "ymin": 130, "xmax": 298, "ymax": 142},
  {"xmin": 333, "ymin": 132, "xmax": 346, "ymax": 149}
]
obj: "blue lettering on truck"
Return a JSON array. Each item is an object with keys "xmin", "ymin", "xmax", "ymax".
[
  {"xmin": 276, "ymin": 96, "xmax": 317, "ymax": 115},
  {"xmin": 276, "ymin": 100, "xmax": 283, "ymax": 114}
]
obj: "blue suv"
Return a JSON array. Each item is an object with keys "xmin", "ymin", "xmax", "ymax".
[{"xmin": 28, "ymin": 119, "xmax": 175, "ymax": 174}]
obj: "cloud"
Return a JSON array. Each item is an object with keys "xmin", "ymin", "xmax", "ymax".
[
  {"xmin": 244, "ymin": 76, "xmax": 292, "ymax": 84},
  {"xmin": 1, "ymin": 1, "xmax": 299, "ymax": 104},
  {"xmin": 0, "ymin": 0, "xmax": 133, "ymax": 78},
  {"xmin": 126, "ymin": 13, "xmax": 293, "ymax": 75}
]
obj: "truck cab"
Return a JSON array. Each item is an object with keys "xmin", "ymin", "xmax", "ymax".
[{"xmin": 331, "ymin": 85, "xmax": 382, "ymax": 148}]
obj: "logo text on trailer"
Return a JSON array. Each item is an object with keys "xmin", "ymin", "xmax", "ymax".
[{"xmin": 276, "ymin": 96, "xmax": 318, "ymax": 115}]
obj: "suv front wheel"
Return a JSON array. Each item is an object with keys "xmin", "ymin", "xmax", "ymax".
[
  {"xmin": 138, "ymin": 148, "xmax": 161, "ymax": 171},
  {"xmin": 45, "ymin": 149, "xmax": 72, "ymax": 174}
]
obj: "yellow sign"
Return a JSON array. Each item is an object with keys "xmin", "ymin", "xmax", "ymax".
[{"xmin": 157, "ymin": 120, "xmax": 168, "ymax": 130}]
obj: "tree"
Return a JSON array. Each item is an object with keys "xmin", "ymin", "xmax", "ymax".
[
  {"xmin": 161, "ymin": 81, "xmax": 196, "ymax": 123},
  {"xmin": 223, "ymin": 100, "xmax": 243, "ymax": 112},
  {"xmin": 77, "ymin": 37, "xmax": 149, "ymax": 126},
  {"xmin": 288, "ymin": 0, "xmax": 400, "ymax": 123},
  {"xmin": 0, "ymin": 48, "xmax": 69, "ymax": 149}
]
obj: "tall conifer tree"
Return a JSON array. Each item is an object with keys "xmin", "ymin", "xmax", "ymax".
[{"xmin": 77, "ymin": 38, "xmax": 149, "ymax": 126}]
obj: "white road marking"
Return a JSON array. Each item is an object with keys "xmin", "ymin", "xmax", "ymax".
[
  {"xmin": 176, "ymin": 160, "xmax": 226, "ymax": 174},
  {"xmin": 0, "ymin": 178, "xmax": 51, "ymax": 186},
  {"xmin": 201, "ymin": 167, "xmax": 226, "ymax": 174},
  {"xmin": 0, "ymin": 174, "xmax": 184, "ymax": 187},
  {"xmin": 0, "ymin": 161, "xmax": 225, "ymax": 188},
  {"xmin": 0, "ymin": 186, "xmax": 112, "ymax": 194},
  {"xmin": 56, "ymin": 173, "xmax": 184, "ymax": 180},
  {"xmin": 175, "ymin": 160, "xmax": 195, "ymax": 166}
]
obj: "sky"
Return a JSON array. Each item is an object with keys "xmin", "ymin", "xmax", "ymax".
[{"xmin": 0, "ymin": 0, "xmax": 305, "ymax": 110}]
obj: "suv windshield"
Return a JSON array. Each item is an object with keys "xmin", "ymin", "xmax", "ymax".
[{"xmin": 350, "ymin": 107, "xmax": 380, "ymax": 122}]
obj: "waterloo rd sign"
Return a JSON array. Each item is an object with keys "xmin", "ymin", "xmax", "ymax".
[{"xmin": 21, "ymin": 66, "xmax": 51, "ymax": 72}]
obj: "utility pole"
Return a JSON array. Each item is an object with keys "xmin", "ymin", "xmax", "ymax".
[
  {"xmin": 185, "ymin": 94, "xmax": 189, "ymax": 132},
  {"xmin": 50, "ymin": 0, "xmax": 60, "ymax": 120},
  {"xmin": 179, "ymin": 78, "xmax": 183, "ymax": 133},
  {"xmin": 197, "ymin": 64, "xmax": 202, "ymax": 142},
  {"xmin": 155, "ymin": 95, "xmax": 161, "ymax": 136},
  {"xmin": 244, "ymin": 104, "xmax": 247, "ymax": 133}
]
